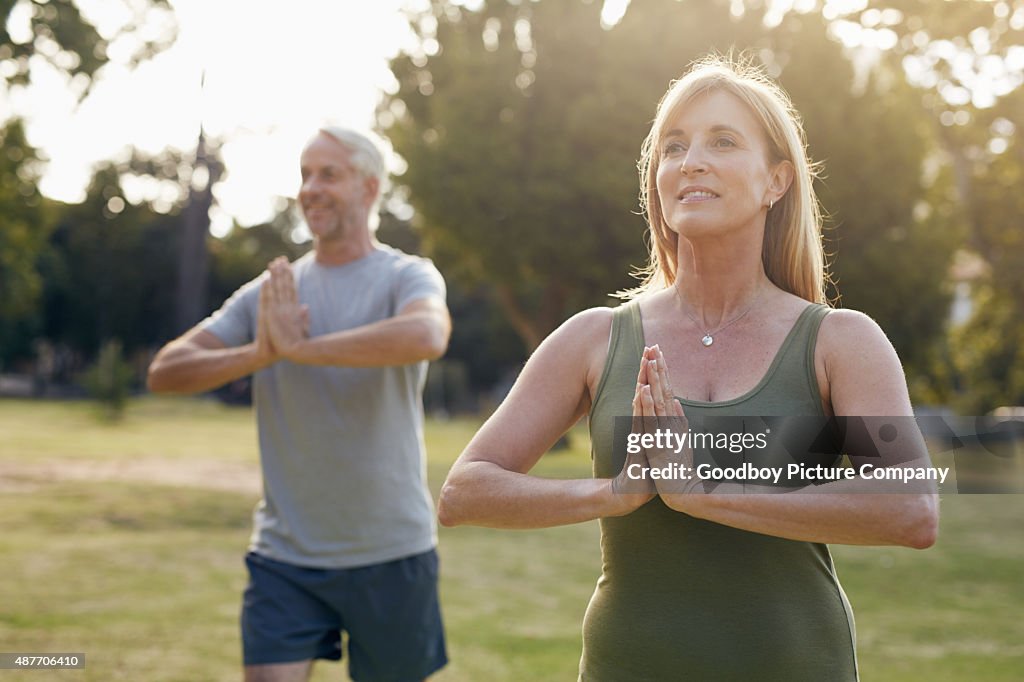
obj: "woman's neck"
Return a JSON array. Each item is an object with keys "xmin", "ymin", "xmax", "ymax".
[{"xmin": 673, "ymin": 234, "xmax": 770, "ymax": 327}]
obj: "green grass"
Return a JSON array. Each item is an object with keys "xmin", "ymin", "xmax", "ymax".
[{"xmin": 1, "ymin": 397, "xmax": 1022, "ymax": 680}]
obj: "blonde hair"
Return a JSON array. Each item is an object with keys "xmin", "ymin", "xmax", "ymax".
[{"xmin": 624, "ymin": 54, "xmax": 830, "ymax": 304}]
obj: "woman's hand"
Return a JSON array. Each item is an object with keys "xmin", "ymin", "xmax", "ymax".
[
  {"xmin": 608, "ymin": 351, "xmax": 662, "ymax": 515},
  {"xmin": 627, "ymin": 346, "xmax": 707, "ymax": 508}
]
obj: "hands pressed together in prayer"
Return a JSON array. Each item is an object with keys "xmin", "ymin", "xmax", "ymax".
[
  {"xmin": 612, "ymin": 345, "xmax": 708, "ymax": 510},
  {"xmin": 255, "ymin": 256, "xmax": 310, "ymax": 364}
]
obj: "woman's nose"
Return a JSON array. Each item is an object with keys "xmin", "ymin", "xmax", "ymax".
[{"xmin": 680, "ymin": 146, "xmax": 708, "ymax": 174}]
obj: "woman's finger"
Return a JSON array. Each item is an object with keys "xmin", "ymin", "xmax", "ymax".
[
  {"xmin": 640, "ymin": 384, "xmax": 656, "ymax": 418},
  {"xmin": 652, "ymin": 345, "xmax": 673, "ymax": 403},
  {"xmin": 647, "ymin": 358, "xmax": 666, "ymax": 416},
  {"xmin": 638, "ymin": 347, "xmax": 650, "ymax": 385}
]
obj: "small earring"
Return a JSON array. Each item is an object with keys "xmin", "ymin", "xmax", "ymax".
[{"xmin": 769, "ymin": 199, "xmax": 774, "ymax": 210}]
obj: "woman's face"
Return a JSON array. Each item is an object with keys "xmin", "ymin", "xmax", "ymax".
[{"xmin": 655, "ymin": 89, "xmax": 787, "ymax": 240}]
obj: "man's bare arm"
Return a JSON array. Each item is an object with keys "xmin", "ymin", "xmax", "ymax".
[
  {"xmin": 279, "ymin": 297, "xmax": 450, "ymax": 367},
  {"xmin": 148, "ymin": 283, "xmax": 280, "ymax": 394},
  {"xmin": 264, "ymin": 258, "xmax": 450, "ymax": 367},
  {"xmin": 146, "ymin": 327, "xmax": 275, "ymax": 394}
]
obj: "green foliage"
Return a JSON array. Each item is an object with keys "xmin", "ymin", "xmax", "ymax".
[
  {"xmin": 0, "ymin": 0, "xmax": 177, "ymax": 96},
  {"xmin": 11, "ymin": 144, "xmax": 303, "ymax": 380},
  {"xmin": 862, "ymin": 0, "xmax": 1024, "ymax": 90},
  {"xmin": 947, "ymin": 89, "xmax": 1024, "ymax": 411},
  {"xmin": 791, "ymin": 49, "xmax": 961, "ymax": 376},
  {"xmin": 208, "ymin": 205, "xmax": 306, "ymax": 308},
  {"xmin": 866, "ymin": 1, "xmax": 1024, "ymax": 410},
  {"xmin": 39, "ymin": 163, "xmax": 180, "ymax": 357},
  {"xmin": 377, "ymin": 210, "xmax": 529, "ymax": 392},
  {"xmin": 382, "ymin": 0, "xmax": 951, "ymax": 365},
  {"xmin": 386, "ymin": 0, "xmax": 645, "ymax": 348},
  {"xmin": 948, "ymin": 286, "xmax": 1024, "ymax": 413},
  {"xmin": 0, "ymin": 0, "xmax": 180, "ymax": 370},
  {"xmin": 0, "ymin": 119, "xmax": 49, "ymax": 322},
  {"xmin": 81, "ymin": 338, "xmax": 136, "ymax": 419}
]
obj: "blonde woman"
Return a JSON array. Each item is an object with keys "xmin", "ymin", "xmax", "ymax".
[{"xmin": 438, "ymin": 56, "xmax": 937, "ymax": 681}]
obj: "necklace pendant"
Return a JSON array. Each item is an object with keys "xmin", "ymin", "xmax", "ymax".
[{"xmin": 701, "ymin": 334, "xmax": 714, "ymax": 347}]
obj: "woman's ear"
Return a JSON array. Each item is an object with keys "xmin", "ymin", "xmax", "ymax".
[{"xmin": 768, "ymin": 159, "xmax": 795, "ymax": 203}]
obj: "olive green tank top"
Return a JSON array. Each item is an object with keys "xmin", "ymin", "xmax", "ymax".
[{"xmin": 581, "ymin": 301, "xmax": 858, "ymax": 682}]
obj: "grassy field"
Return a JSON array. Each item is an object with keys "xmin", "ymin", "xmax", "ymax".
[{"xmin": 0, "ymin": 397, "xmax": 1022, "ymax": 681}]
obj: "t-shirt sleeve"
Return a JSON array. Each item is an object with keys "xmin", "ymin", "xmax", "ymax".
[
  {"xmin": 395, "ymin": 257, "xmax": 447, "ymax": 312},
  {"xmin": 199, "ymin": 275, "xmax": 264, "ymax": 347}
]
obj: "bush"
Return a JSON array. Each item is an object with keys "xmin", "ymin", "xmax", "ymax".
[{"xmin": 82, "ymin": 339, "xmax": 136, "ymax": 420}]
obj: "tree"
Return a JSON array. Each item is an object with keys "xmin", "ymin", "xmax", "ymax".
[
  {"xmin": 769, "ymin": 14, "xmax": 960, "ymax": 379},
  {"xmin": 37, "ymin": 142, "xmax": 238, "ymax": 364},
  {"xmin": 0, "ymin": 118, "xmax": 51, "ymax": 366},
  {"xmin": 385, "ymin": 0, "xmax": 766, "ymax": 350},
  {"xmin": 176, "ymin": 126, "xmax": 225, "ymax": 334},
  {"xmin": 208, "ymin": 204, "xmax": 306, "ymax": 308},
  {"xmin": 381, "ymin": 0, "xmax": 951, "ymax": 375},
  {"xmin": 945, "ymin": 85, "xmax": 1024, "ymax": 411},
  {"xmin": 0, "ymin": 0, "xmax": 176, "ymax": 95},
  {"xmin": 387, "ymin": 1, "xmax": 612, "ymax": 349},
  {"xmin": 853, "ymin": 0, "xmax": 1024, "ymax": 409},
  {"xmin": 0, "ymin": 0, "xmax": 178, "ymax": 367},
  {"xmin": 39, "ymin": 163, "xmax": 180, "ymax": 359},
  {"xmin": 0, "ymin": 119, "xmax": 47, "ymax": 322}
]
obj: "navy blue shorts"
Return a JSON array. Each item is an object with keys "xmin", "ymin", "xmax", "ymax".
[{"xmin": 241, "ymin": 550, "xmax": 447, "ymax": 681}]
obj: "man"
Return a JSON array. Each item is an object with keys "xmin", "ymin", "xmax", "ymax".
[{"xmin": 147, "ymin": 127, "xmax": 451, "ymax": 682}]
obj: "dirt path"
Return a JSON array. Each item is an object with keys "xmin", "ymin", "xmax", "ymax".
[{"xmin": 0, "ymin": 458, "xmax": 262, "ymax": 494}]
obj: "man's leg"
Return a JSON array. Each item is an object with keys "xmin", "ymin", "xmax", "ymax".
[
  {"xmin": 344, "ymin": 550, "xmax": 447, "ymax": 682},
  {"xmin": 240, "ymin": 553, "xmax": 344, "ymax": 676},
  {"xmin": 244, "ymin": 660, "xmax": 313, "ymax": 682}
]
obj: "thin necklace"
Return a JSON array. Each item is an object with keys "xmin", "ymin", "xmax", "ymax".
[{"xmin": 674, "ymin": 284, "xmax": 763, "ymax": 347}]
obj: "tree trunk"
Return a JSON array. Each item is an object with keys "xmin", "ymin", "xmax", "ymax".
[
  {"xmin": 175, "ymin": 130, "xmax": 218, "ymax": 334},
  {"xmin": 492, "ymin": 280, "xmax": 568, "ymax": 353}
]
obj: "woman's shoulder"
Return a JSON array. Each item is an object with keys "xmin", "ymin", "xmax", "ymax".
[
  {"xmin": 818, "ymin": 307, "xmax": 892, "ymax": 353},
  {"xmin": 547, "ymin": 306, "xmax": 617, "ymax": 349},
  {"xmin": 815, "ymin": 307, "xmax": 912, "ymax": 415},
  {"xmin": 817, "ymin": 307, "xmax": 903, "ymax": 379}
]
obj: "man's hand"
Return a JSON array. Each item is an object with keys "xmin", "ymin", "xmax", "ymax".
[
  {"xmin": 264, "ymin": 257, "xmax": 310, "ymax": 360},
  {"xmin": 254, "ymin": 282, "xmax": 279, "ymax": 367}
]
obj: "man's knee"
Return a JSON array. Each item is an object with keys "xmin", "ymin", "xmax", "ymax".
[{"xmin": 243, "ymin": 660, "xmax": 312, "ymax": 682}]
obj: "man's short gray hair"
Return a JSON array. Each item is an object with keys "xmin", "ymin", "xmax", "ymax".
[
  {"xmin": 319, "ymin": 127, "xmax": 386, "ymax": 184},
  {"xmin": 317, "ymin": 126, "xmax": 388, "ymax": 228}
]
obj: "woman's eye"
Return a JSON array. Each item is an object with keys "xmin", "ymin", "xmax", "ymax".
[
  {"xmin": 715, "ymin": 137, "xmax": 736, "ymax": 148},
  {"xmin": 664, "ymin": 141, "xmax": 686, "ymax": 155}
]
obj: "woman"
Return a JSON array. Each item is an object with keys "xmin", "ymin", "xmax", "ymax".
[{"xmin": 438, "ymin": 56, "xmax": 938, "ymax": 681}]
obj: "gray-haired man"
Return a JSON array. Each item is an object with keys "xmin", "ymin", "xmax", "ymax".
[{"xmin": 148, "ymin": 128, "xmax": 450, "ymax": 682}]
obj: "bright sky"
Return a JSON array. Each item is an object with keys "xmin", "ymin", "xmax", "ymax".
[
  {"xmin": 0, "ymin": 0, "xmax": 629, "ymax": 236},
  {"xmin": 4, "ymin": 0, "xmax": 1019, "ymax": 236},
  {"xmin": 5, "ymin": 0, "xmax": 438, "ymax": 234}
]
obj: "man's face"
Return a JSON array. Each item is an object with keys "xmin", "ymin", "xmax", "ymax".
[{"xmin": 298, "ymin": 133, "xmax": 376, "ymax": 243}]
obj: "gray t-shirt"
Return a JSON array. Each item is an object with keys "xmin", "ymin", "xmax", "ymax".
[{"xmin": 201, "ymin": 245, "xmax": 446, "ymax": 568}]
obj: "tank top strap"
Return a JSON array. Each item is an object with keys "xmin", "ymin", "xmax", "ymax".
[
  {"xmin": 770, "ymin": 303, "xmax": 832, "ymax": 406},
  {"xmin": 591, "ymin": 301, "xmax": 644, "ymax": 418}
]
